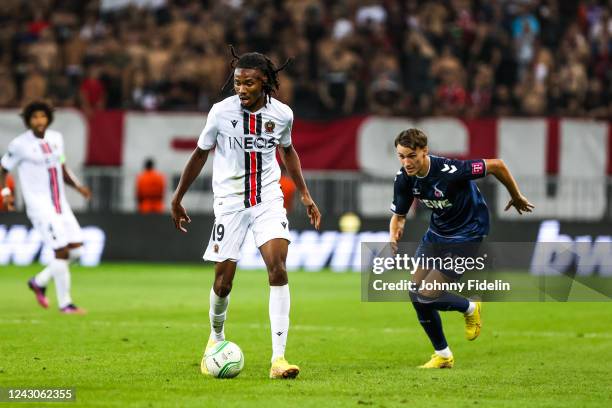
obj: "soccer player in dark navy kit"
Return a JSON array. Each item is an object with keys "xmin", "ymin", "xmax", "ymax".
[{"xmin": 389, "ymin": 128, "xmax": 534, "ymax": 368}]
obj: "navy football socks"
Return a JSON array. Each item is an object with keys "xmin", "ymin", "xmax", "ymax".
[{"xmin": 410, "ymin": 291, "xmax": 448, "ymax": 350}]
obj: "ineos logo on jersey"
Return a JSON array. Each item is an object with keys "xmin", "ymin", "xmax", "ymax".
[{"xmin": 228, "ymin": 135, "xmax": 277, "ymax": 150}]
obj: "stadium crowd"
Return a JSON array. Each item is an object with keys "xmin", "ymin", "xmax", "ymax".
[{"xmin": 0, "ymin": 0, "xmax": 609, "ymax": 119}]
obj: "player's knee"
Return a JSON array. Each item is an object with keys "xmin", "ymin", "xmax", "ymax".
[
  {"xmin": 55, "ymin": 247, "xmax": 69, "ymax": 260},
  {"xmin": 213, "ymin": 272, "xmax": 233, "ymax": 297},
  {"xmin": 214, "ymin": 281, "xmax": 232, "ymax": 297},
  {"xmin": 417, "ymin": 289, "xmax": 440, "ymax": 300},
  {"xmin": 267, "ymin": 262, "xmax": 287, "ymax": 285}
]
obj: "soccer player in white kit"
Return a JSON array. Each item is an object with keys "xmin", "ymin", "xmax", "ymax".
[
  {"xmin": 171, "ymin": 50, "xmax": 321, "ymax": 379},
  {"xmin": 0, "ymin": 101, "xmax": 91, "ymax": 314}
]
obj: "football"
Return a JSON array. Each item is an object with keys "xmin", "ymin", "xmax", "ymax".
[{"xmin": 203, "ymin": 341, "xmax": 245, "ymax": 378}]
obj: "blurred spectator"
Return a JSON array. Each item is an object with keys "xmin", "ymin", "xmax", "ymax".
[
  {"xmin": 467, "ymin": 64, "xmax": 494, "ymax": 118},
  {"xmin": 136, "ymin": 158, "xmax": 165, "ymax": 214},
  {"xmin": 492, "ymin": 85, "xmax": 516, "ymax": 117},
  {"xmin": 21, "ymin": 65, "xmax": 47, "ymax": 104},
  {"xmin": 79, "ymin": 66, "xmax": 106, "ymax": 116},
  {"xmin": 368, "ymin": 73, "xmax": 403, "ymax": 116},
  {"xmin": 0, "ymin": 173, "xmax": 15, "ymax": 212},
  {"xmin": 48, "ymin": 73, "xmax": 77, "ymax": 107},
  {"xmin": 402, "ymin": 30, "xmax": 435, "ymax": 116},
  {"xmin": 434, "ymin": 46, "xmax": 468, "ymax": 116},
  {"xmin": 317, "ymin": 42, "xmax": 358, "ymax": 117},
  {"xmin": 515, "ymin": 18, "xmax": 538, "ymax": 80},
  {"xmin": 0, "ymin": 66, "xmax": 17, "ymax": 107},
  {"xmin": 28, "ymin": 10, "xmax": 50, "ymax": 38},
  {"xmin": 28, "ymin": 28, "xmax": 58, "ymax": 73},
  {"xmin": 368, "ymin": 50, "xmax": 404, "ymax": 115}
]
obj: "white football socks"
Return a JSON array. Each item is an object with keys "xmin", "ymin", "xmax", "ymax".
[
  {"xmin": 269, "ymin": 284, "xmax": 290, "ymax": 362},
  {"xmin": 435, "ymin": 346, "xmax": 453, "ymax": 358},
  {"xmin": 49, "ymin": 259, "xmax": 72, "ymax": 308},
  {"xmin": 34, "ymin": 265, "xmax": 53, "ymax": 287},
  {"xmin": 209, "ymin": 288, "xmax": 229, "ymax": 342}
]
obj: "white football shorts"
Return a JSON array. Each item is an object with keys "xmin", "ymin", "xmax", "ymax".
[
  {"xmin": 30, "ymin": 208, "xmax": 83, "ymax": 250},
  {"xmin": 203, "ymin": 198, "xmax": 291, "ymax": 262}
]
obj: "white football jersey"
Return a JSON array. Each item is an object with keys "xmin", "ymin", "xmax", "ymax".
[
  {"xmin": 198, "ymin": 95, "xmax": 293, "ymax": 215},
  {"xmin": 1, "ymin": 129, "xmax": 68, "ymax": 217}
]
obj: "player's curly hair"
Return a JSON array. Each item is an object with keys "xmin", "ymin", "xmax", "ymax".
[
  {"xmin": 21, "ymin": 100, "xmax": 54, "ymax": 129},
  {"xmin": 222, "ymin": 45, "xmax": 292, "ymax": 104}
]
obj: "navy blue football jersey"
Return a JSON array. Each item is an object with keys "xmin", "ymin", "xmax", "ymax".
[{"xmin": 390, "ymin": 155, "xmax": 489, "ymax": 238}]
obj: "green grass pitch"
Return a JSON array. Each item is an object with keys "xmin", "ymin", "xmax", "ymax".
[{"xmin": 1, "ymin": 264, "xmax": 610, "ymax": 407}]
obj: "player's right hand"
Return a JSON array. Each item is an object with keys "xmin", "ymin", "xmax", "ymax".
[
  {"xmin": 390, "ymin": 241, "xmax": 399, "ymax": 256},
  {"xmin": 390, "ymin": 228, "xmax": 403, "ymax": 255},
  {"xmin": 171, "ymin": 201, "xmax": 191, "ymax": 233}
]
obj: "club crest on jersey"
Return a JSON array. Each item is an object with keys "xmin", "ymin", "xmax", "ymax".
[
  {"xmin": 433, "ymin": 183, "xmax": 444, "ymax": 198},
  {"xmin": 264, "ymin": 120, "xmax": 275, "ymax": 134}
]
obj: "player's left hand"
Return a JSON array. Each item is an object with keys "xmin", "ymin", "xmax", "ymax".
[
  {"xmin": 78, "ymin": 186, "xmax": 92, "ymax": 200},
  {"xmin": 504, "ymin": 194, "xmax": 535, "ymax": 215},
  {"xmin": 301, "ymin": 194, "xmax": 321, "ymax": 230}
]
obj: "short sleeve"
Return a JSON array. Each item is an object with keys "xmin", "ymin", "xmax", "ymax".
[
  {"xmin": 390, "ymin": 170, "xmax": 414, "ymax": 215},
  {"xmin": 55, "ymin": 133, "xmax": 66, "ymax": 164},
  {"xmin": 1, "ymin": 140, "xmax": 21, "ymax": 171},
  {"xmin": 197, "ymin": 105, "xmax": 219, "ymax": 150},
  {"xmin": 278, "ymin": 109, "xmax": 293, "ymax": 147},
  {"xmin": 442, "ymin": 158, "xmax": 486, "ymax": 181}
]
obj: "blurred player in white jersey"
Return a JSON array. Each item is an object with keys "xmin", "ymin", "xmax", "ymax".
[
  {"xmin": 0, "ymin": 101, "xmax": 91, "ymax": 314},
  {"xmin": 171, "ymin": 48, "xmax": 321, "ymax": 379}
]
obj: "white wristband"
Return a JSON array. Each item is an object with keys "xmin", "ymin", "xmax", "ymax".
[{"xmin": 1, "ymin": 187, "xmax": 11, "ymax": 197}]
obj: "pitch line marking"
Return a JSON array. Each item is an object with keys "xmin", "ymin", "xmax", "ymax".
[{"xmin": 1, "ymin": 319, "xmax": 611, "ymax": 338}]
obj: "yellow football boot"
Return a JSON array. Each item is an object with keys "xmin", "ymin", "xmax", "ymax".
[
  {"xmin": 269, "ymin": 357, "xmax": 300, "ymax": 379},
  {"xmin": 418, "ymin": 353, "xmax": 454, "ymax": 369},
  {"xmin": 200, "ymin": 338, "xmax": 217, "ymax": 375},
  {"xmin": 464, "ymin": 301, "xmax": 482, "ymax": 341}
]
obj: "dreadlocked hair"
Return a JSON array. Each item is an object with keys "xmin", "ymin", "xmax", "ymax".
[{"xmin": 221, "ymin": 45, "xmax": 292, "ymax": 104}]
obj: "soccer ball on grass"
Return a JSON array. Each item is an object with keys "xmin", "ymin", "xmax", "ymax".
[{"xmin": 203, "ymin": 341, "xmax": 244, "ymax": 378}]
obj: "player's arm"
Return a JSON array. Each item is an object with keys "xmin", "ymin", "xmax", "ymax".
[
  {"xmin": 62, "ymin": 164, "xmax": 91, "ymax": 199},
  {"xmin": 389, "ymin": 214, "xmax": 406, "ymax": 254},
  {"xmin": 484, "ymin": 159, "xmax": 534, "ymax": 214},
  {"xmin": 389, "ymin": 171, "xmax": 413, "ymax": 253},
  {"xmin": 171, "ymin": 147, "xmax": 210, "ymax": 232},
  {"xmin": 0, "ymin": 166, "xmax": 15, "ymax": 211},
  {"xmin": 278, "ymin": 145, "xmax": 321, "ymax": 230}
]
